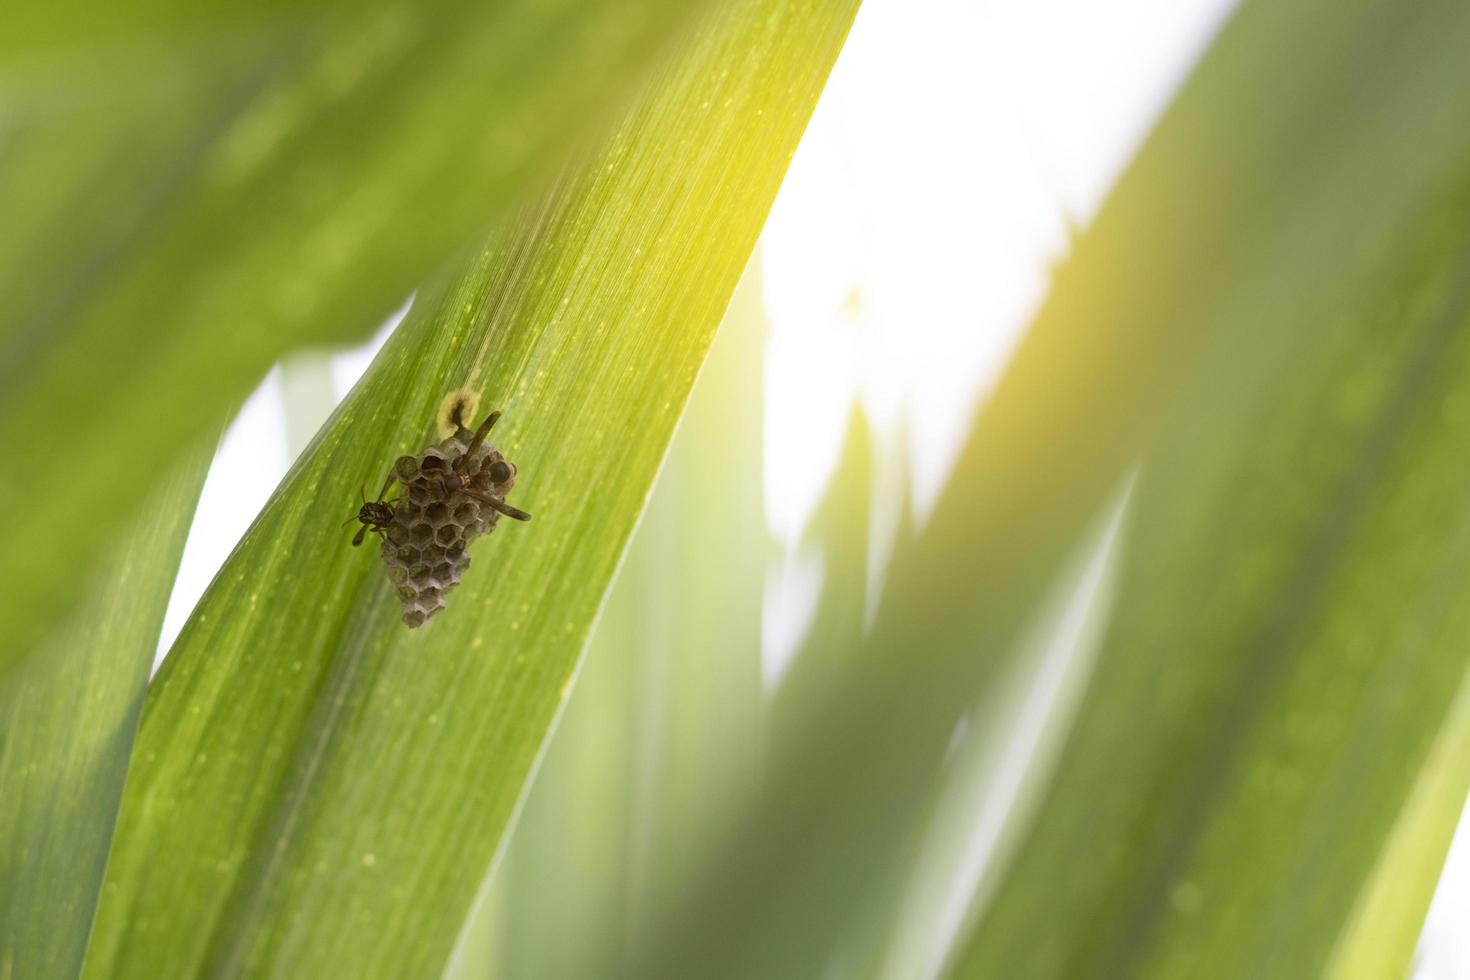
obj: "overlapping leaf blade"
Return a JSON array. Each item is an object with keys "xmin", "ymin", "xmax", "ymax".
[
  {"xmin": 0, "ymin": 0, "xmax": 709, "ymax": 665},
  {"xmin": 0, "ymin": 450, "xmax": 207, "ymax": 980},
  {"xmin": 958, "ymin": 207, "xmax": 1470, "ymax": 977},
  {"xmin": 950, "ymin": 3, "xmax": 1470, "ymax": 975},
  {"xmin": 458, "ymin": 262, "xmax": 766, "ymax": 980},
  {"xmin": 1325, "ymin": 672, "xmax": 1470, "ymax": 980},
  {"xmin": 631, "ymin": 1, "xmax": 1470, "ymax": 977},
  {"xmin": 83, "ymin": 3, "xmax": 859, "ymax": 976}
]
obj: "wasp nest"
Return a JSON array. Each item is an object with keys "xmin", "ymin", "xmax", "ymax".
[{"xmin": 379, "ymin": 417, "xmax": 529, "ymax": 627}]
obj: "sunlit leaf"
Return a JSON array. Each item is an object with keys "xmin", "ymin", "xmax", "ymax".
[
  {"xmin": 631, "ymin": 2, "xmax": 1470, "ymax": 977},
  {"xmin": 958, "ymin": 185, "xmax": 1470, "ymax": 976},
  {"xmin": 457, "ymin": 260, "xmax": 767, "ymax": 980},
  {"xmin": 83, "ymin": 4, "xmax": 859, "ymax": 976},
  {"xmin": 0, "ymin": 0, "xmax": 711, "ymax": 664}
]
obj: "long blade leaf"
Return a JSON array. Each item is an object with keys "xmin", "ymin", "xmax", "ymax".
[
  {"xmin": 1324, "ymin": 668, "xmax": 1470, "ymax": 980},
  {"xmin": 458, "ymin": 262, "xmax": 766, "ymax": 979},
  {"xmin": 0, "ymin": 449, "xmax": 207, "ymax": 980},
  {"xmin": 958, "ymin": 202, "xmax": 1470, "ymax": 977},
  {"xmin": 632, "ymin": 1, "xmax": 1470, "ymax": 976},
  {"xmin": 0, "ymin": 0, "xmax": 710, "ymax": 664},
  {"xmin": 84, "ymin": 4, "xmax": 858, "ymax": 976}
]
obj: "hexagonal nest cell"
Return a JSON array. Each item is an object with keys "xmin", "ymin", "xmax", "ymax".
[{"xmin": 377, "ymin": 415, "xmax": 529, "ymax": 627}]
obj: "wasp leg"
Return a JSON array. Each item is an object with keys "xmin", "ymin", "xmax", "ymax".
[{"xmin": 461, "ymin": 487, "xmax": 532, "ymax": 522}]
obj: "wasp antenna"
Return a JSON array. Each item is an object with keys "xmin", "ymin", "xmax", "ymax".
[{"xmin": 463, "ymin": 410, "xmax": 501, "ymax": 459}]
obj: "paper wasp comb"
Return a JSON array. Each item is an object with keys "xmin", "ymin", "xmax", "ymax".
[{"xmin": 349, "ymin": 405, "xmax": 531, "ymax": 628}]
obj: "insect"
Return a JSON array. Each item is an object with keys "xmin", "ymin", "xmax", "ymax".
[
  {"xmin": 415, "ymin": 410, "xmax": 532, "ymax": 522},
  {"xmin": 341, "ymin": 474, "xmax": 399, "ymax": 546}
]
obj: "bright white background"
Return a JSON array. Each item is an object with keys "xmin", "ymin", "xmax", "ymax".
[{"xmin": 158, "ymin": 0, "xmax": 1470, "ymax": 972}]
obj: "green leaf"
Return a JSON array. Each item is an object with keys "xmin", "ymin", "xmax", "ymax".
[
  {"xmin": 0, "ymin": 0, "xmax": 312, "ymax": 60},
  {"xmin": 0, "ymin": 0, "xmax": 712, "ymax": 665},
  {"xmin": 958, "ymin": 186, "xmax": 1470, "ymax": 978},
  {"xmin": 279, "ymin": 352, "xmax": 339, "ymax": 459},
  {"xmin": 0, "ymin": 448, "xmax": 207, "ymax": 980},
  {"xmin": 458, "ymin": 259, "xmax": 767, "ymax": 980},
  {"xmin": 864, "ymin": 496, "xmax": 1124, "ymax": 980},
  {"xmin": 631, "ymin": 1, "xmax": 1470, "ymax": 977},
  {"xmin": 1325, "ymin": 669, "xmax": 1470, "ymax": 980},
  {"xmin": 948, "ymin": 7, "xmax": 1470, "ymax": 980},
  {"xmin": 84, "ymin": 4, "xmax": 858, "ymax": 977},
  {"xmin": 769, "ymin": 407, "xmax": 871, "ymax": 735}
]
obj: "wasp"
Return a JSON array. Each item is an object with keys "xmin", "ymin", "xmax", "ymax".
[
  {"xmin": 341, "ymin": 473, "xmax": 399, "ymax": 546},
  {"xmin": 414, "ymin": 408, "xmax": 532, "ymax": 522}
]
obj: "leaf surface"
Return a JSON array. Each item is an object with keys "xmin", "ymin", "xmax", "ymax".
[
  {"xmin": 83, "ymin": 4, "xmax": 859, "ymax": 976},
  {"xmin": 631, "ymin": 2, "xmax": 1470, "ymax": 977},
  {"xmin": 0, "ymin": 450, "xmax": 207, "ymax": 980},
  {"xmin": 0, "ymin": 0, "xmax": 709, "ymax": 664}
]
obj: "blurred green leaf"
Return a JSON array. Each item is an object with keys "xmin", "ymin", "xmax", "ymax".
[
  {"xmin": 866, "ymin": 495, "xmax": 1124, "ymax": 980},
  {"xmin": 949, "ymin": 10, "xmax": 1470, "ymax": 980},
  {"xmin": 632, "ymin": 1, "xmax": 1470, "ymax": 977},
  {"xmin": 280, "ymin": 352, "xmax": 338, "ymax": 458},
  {"xmin": 457, "ymin": 259, "xmax": 766, "ymax": 980},
  {"xmin": 83, "ymin": 4, "xmax": 858, "ymax": 977},
  {"xmin": 0, "ymin": 0, "xmax": 314, "ymax": 60},
  {"xmin": 959, "ymin": 183, "xmax": 1470, "ymax": 977},
  {"xmin": 0, "ymin": 0, "xmax": 712, "ymax": 665},
  {"xmin": 1325, "ymin": 670, "xmax": 1470, "ymax": 980},
  {"xmin": 0, "ymin": 448, "xmax": 207, "ymax": 980},
  {"xmin": 770, "ymin": 408, "xmax": 870, "ymax": 735}
]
